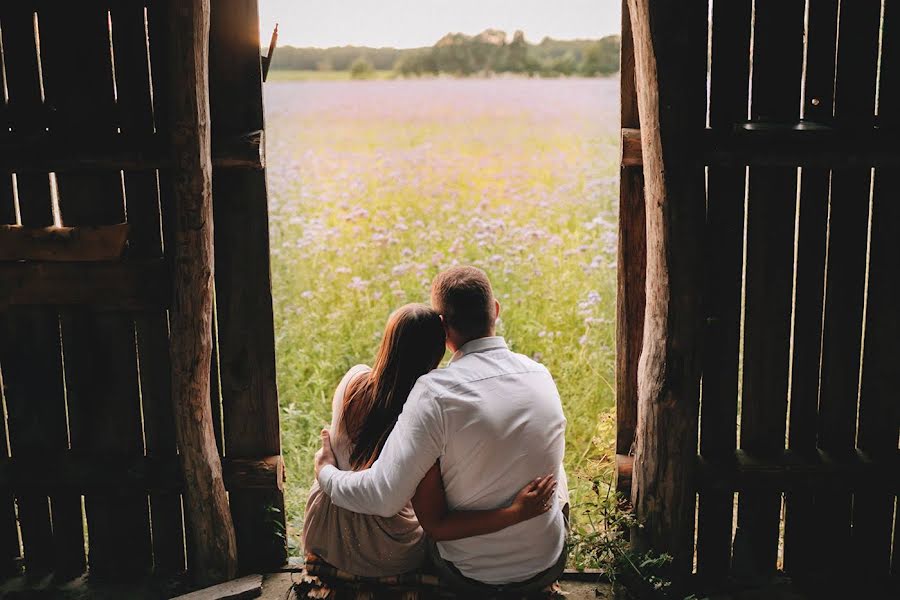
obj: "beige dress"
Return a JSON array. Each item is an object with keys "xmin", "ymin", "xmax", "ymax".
[{"xmin": 302, "ymin": 365, "xmax": 426, "ymax": 576}]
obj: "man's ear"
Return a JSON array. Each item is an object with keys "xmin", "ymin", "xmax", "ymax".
[{"xmin": 494, "ymin": 299, "xmax": 501, "ymax": 321}]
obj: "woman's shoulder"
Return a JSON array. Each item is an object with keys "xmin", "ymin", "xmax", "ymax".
[{"xmin": 343, "ymin": 364, "xmax": 371, "ymax": 382}]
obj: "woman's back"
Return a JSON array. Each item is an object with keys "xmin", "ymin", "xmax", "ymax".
[{"xmin": 301, "ymin": 365, "xmax": 426, "ymax": 576}]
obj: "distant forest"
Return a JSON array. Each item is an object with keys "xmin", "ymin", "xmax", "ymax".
[{"xmin": 269, "ymin": 30, "xmax": 621, "ymax": 78}]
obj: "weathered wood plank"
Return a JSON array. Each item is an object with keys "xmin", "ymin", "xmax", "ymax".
[
  {"xmin": 0, "ymin": 4, "xmax": 84, "ymax": 576},
  {"xmin": 38, "ymin": 3, "xmax": 152, "ymax": 578},
  {"xmin": 0, "ymin": 260, "xmax": 170, "ymax": 309},
  {"xmin": 171, "ymin": 574, "xmax": 262, "ymax": 600},
  {"xmin": 165, "ymin": 0, "xmax": 239, "ymax": 586},
  {"xmin": 814, "ymin": 0, "xmax": 882, "ymax": 576},
  {"xmin": 0, "ymin": 131, "xmax": 264, "ymax": 172},
  {"xmin": 210, "ymin": 0, "xmax": 286, "ymax": 573},
  {"xmin": 0, "ymin": 455, "xmax": 284, "ymax": 493},
  {"xmin": 783, "ymin": 0, "xmax": 838, "ymax": 578},
  {"xmin": 0, "ymin": 223, "xmax": 127, "ymax": 261},
  {"xmin": 109, "ymin": 3, "xmax": 188, "ymax": 576},
  {"xmin": 615, "ymin": 0, "xmax": 645, "ymax": 488},
  {"xmin": 625, "ymin": 0, "xmax": 708, "ymax": 582},
  {"xmin": 623, "ymin": 125, "xmax": 900, "ymax": 168},
  {"xmin": 851, "ymin": 0, "xmax": 900, "ymax": 582},
  {"xmin": 697, "ymin": 450, "xmax": 899, "ymax": 493},
  {"xmin": 696, "ymin": 0, "xmax": 751, "ymax": 582},
  {"xmin": 737, "ymin": 0, "xmax": 805, "ymax": 578}
]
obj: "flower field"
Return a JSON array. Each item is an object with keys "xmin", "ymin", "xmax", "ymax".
[{"xmin": 263, "ymin": 78, "xmax": 621, "ymax": 556}]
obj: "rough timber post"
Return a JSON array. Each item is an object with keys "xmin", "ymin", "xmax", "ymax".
[
  {"xmin": 167, "ymin": 0, "xmax": 238, "ymax": 584},
  {"xmin": 626, "ymin": 0, "xmax": 708, "ymax": 580}
]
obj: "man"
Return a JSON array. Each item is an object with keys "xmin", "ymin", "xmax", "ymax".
[{"xmin": 315, "ymin": 266, "xmax": 569, "ymax": 593}]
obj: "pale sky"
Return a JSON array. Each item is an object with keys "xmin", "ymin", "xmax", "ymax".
[{"xmin": 258, "ymin": 0, "xmax": 621, "ymax": 49}]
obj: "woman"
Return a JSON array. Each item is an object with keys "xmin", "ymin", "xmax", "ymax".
[{"xmin": 303, "ymin": 303, "xmax": 556, "ymax": 576}]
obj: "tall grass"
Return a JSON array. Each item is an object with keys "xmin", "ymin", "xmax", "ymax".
[{"xmin": 264, "ymin": 79, "xmax": 621, "ymax": 555}]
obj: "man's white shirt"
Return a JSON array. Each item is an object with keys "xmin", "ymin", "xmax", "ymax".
[{"xmin": 318, "ymin": 336, "xmax": 568, "ymax": 584}]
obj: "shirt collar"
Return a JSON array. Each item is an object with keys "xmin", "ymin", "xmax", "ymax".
[{"xmin": 449, "ymin": 336, "xmax": 508, "ymax": 364}]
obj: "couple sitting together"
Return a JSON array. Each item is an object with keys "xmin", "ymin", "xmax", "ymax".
[{"xmin": 305, "ymin": 266, "xmax": 570, "ymax": 596}]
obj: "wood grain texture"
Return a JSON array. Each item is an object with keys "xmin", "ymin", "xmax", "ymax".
[
  {"xmin": 696, "ymin": 0, "xmax": 751, "ymax": 582},
  {"xmin": 165, "ymin": 0, "xmax": 239, "ymax": 585},
  {"xmin": 209, "ymin": 0, "xmax": 286, "ymax": 572},
  {"xmin": 625, "ymin": 0, "xmax": 707, "ymax": 581},
  {"xmin": 615, "ymin": 0, "xmax": 645, "ymax": 479},
  {"xmin": 0, "ymin": 224, "xmax": 128, "ymax": 261}
]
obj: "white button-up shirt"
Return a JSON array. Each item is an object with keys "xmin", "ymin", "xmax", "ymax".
[{"xmin": 318, "ymin": 336, "xmax": 568, "ymax": 584}]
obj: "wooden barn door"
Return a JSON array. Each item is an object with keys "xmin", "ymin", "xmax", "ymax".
[{"xmin": 0, "ymin": 0, "xmax": 285, "ymax": 581}]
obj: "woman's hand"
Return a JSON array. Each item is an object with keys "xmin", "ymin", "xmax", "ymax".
[{"xmin": 510, "ymin": 475, "xmax": 557, "ymax": 522}]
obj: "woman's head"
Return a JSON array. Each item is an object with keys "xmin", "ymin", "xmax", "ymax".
[{"xmin": 342, "ymin": 303, "xmax": 446, "ymax": 469}]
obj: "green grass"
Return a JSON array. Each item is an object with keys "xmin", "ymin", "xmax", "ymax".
[
  {"xmin": 264, "ymin": 80, "xmax": 620, "ymax": 558},
  {"xmin": 267, "ymin": 69, "xmax": 395, "ymax": 81}
]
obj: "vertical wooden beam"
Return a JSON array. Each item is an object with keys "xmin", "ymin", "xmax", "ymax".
[
  {"xmin": 737, "ymin": 0, "xmax": 805, "ymax": 578},
  {"xmin": 815, "ymin": 0, "xmax": 882, "ymax": 578},
  {"xmin": 626, "ymin": 0, "xmax": 708, "ymax": 580},
  {"xmin": 210, "ymin": 0, "xmax": 286, "ymax": 572},
  {"xmin": 696, "ymin": 0, "xmax": 751, "ymax": 583},
  {"xmin": 851, "ymin": 0, "xmax": 900, "ymax": 585},
  {"xmin": 783, "ymin": 0, "xmax": 838, "ymax": 578},
  {"xmin": 615, "ymin": 0, "xmax": 645, "ymax": 493},
  {"xmin": 110, "ymin": 4, "xmax": 187, "ymax": 575},
  {"xmin": 167, "ymin": 0, "xmax": 238, "ymax": 585}
]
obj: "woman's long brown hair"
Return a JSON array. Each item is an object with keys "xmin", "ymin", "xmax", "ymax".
[{"xmin": 341, "ymin": 303, "xmax": 446, "ymax": 470}]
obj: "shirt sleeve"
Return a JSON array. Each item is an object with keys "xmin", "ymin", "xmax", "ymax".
[{"xmin": 318, "ymin": 378, "xmax": 444, "ymax": 517}]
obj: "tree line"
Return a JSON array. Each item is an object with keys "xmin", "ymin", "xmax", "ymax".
[{"xmin": 269, "ymin": 30, "xmax": 620, "ymax": 78}]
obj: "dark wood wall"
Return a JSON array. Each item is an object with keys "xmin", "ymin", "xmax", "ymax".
[
  {"xmin": 618, "ymin": 0, "xmax": 899, "ymax": 589},
  {"xmin": 0, "ymin": 0, "xmax": 284, "ymax": 580}
]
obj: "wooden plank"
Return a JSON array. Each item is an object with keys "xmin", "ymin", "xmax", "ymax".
[
  {"xmin": 615, "ymin": 0, "xmax": 645, "ymax": 488},
  {"xmin": 0, "ymin": 5, "xmax": 84, "ymax": 577},
  {"xmin": 814, "ymin": 0, "xmax": 882, "ymax": 577},
  {"xmin": 209, "ymin": 0, "xmax": 286, "ymax": 573},
  {"xmin": 625, "ymin": 0, "xmax": 708, "ymax": 582},
  {"xmin": 736, "ymin": 0, "xmax": 805, "ymax": 579},
  {"xmin": 171, "ymin": 574, "xmax": 262, "ymax": 600},
  {"xmin": 0, "ymin": 223, "xmax": 127, "ymax": 261},
  {"xmin": 165, "ymin": 0, "xmax": 239, "ymax": 586},
  {"xmin": 696, "ymin": 0, "xmax": 751, "ymax": 583},
  {"xmin": 783, "ymin": 0, "xmax": 838, "ymax": 578},
  {"xmin": 108, "ymin": 3, "xmax": 187, "ymax": 576},
  {"xmin": 622, "ymin": 126, "xmax": 900, "ymax": 168},
  {"xmin": 37, "ymin": 4, "xmax": 152, "ymax": 579},
  {"xmin": 0, "ymin": 259, "xmax": 170, "ymax": 309},
  {"xmin": 0, "ymin": 131, "xmax": 264, "ymax": 172},
  {"xmin": 0, "ymin": 455, "xmax": 284, "ymax": 493},
  {"xmin": 697, "ymin": 450, "xmax": 899, "ymax": 493},
  {"xmin": 851, "ymin": 0, "xmax": 900, "ymax": 583}
]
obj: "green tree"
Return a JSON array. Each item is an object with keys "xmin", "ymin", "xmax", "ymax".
[{"xmin": 349, "ymin": 57, "xmax": 375, "ymax": 79}]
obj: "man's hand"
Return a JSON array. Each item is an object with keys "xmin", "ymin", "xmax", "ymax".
[{"xmin": 314, "ymin": 428, "xmax": 336, "ymax": 478}]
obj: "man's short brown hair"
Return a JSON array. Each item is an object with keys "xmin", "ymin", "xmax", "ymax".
[{"xmin": 430, "ymin": 266, "xmax": 496, "ymax": 340}]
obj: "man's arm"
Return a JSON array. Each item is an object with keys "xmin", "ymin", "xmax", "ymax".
[{"xmin": 315, "ymin": 380, "xmax": 443, "ymax": 517}]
